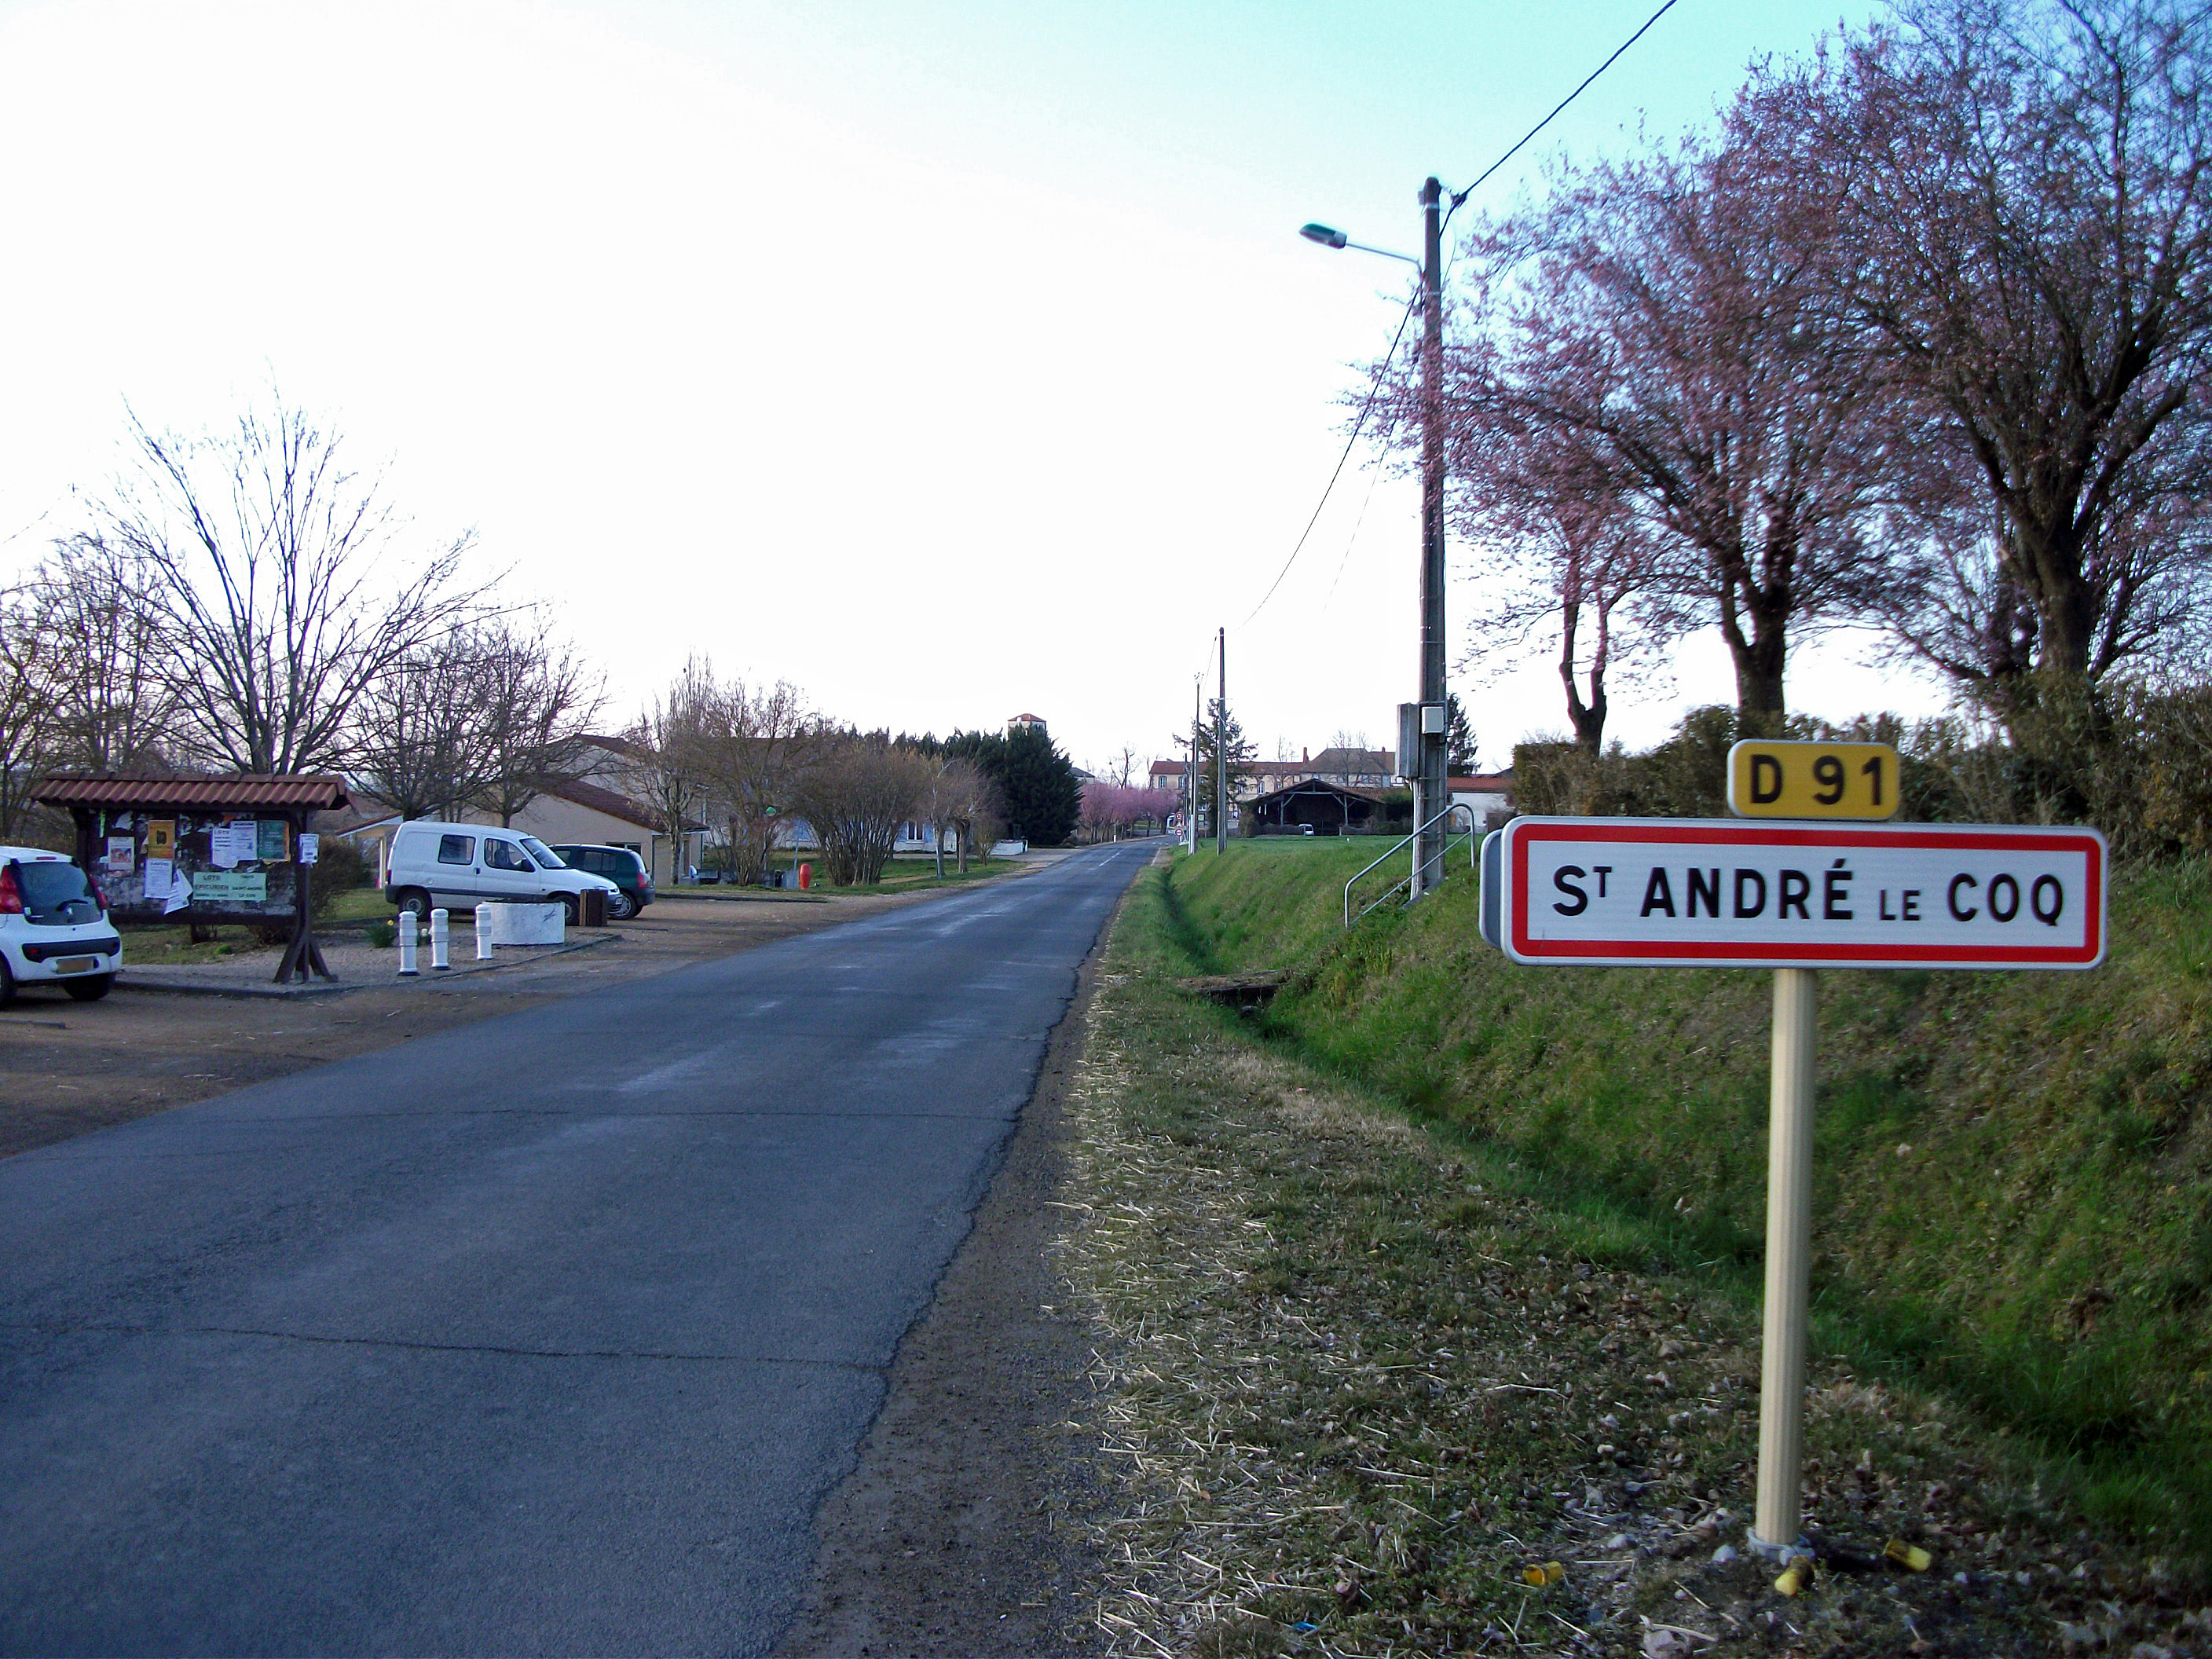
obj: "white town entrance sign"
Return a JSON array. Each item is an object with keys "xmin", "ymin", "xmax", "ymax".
[
  {"xmin": 1481, "ymin": 818, "xmax": 2105, "ymax": 971},
  {"xmin": 1474, "ymin": 803, "xmax": 2108, "ymax": 1566}
]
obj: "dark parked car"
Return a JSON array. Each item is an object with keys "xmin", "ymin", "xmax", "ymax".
[{"xmin": 549, "ymin": 844, "xmax": 652, "ymax": 918}]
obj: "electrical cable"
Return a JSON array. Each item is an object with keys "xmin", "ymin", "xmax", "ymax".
[
  {"xmin": 1324, "ymin": 443, "xmax": 1391, "ymax": 604},
  {"xmin": 1445, "ymin": 0, "xmax": 1681, "ymax": 225},
  {"xmin": 1238, "ymin": 0, "xmax": 1681, "ymax": 632},
  {"xmin": 1241, "ymin": 293, "xmax": 1418, "ymax": 627}
]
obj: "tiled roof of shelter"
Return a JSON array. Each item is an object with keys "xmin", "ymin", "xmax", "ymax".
[{"xmin": 35, "ymin": 773, "xmax": 350, "ymax": 811}]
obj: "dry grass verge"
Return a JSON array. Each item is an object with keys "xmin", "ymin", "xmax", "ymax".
[{"xmin": 1049, "ymin": 867, "xmax": 2211, "ymax": 1658}]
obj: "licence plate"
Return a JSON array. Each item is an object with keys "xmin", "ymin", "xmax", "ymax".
[{"xmin": 53, "ymin": 957, "xmax": 97, "ymax": 974}]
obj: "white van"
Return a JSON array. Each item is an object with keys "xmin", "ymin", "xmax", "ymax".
[{"xmin": 383, "ymin": 822, "xmax": 620, "ymax": 924}]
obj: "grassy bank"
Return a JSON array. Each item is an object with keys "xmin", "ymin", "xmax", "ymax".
[
  {"xmin": 1159, "ymin": 841, "xmax": 2212, "ymax": 1569},
  {"xmin": 1058, "ymin": 857, "xmax": 2201, "ymax": 1656}
]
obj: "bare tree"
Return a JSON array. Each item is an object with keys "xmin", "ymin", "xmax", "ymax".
[
  {"xmin": 477, "ymin": 618, "xmax": 604, "ymax": 826},
  {"xmin": 37, "ymin": 533, "xmax": 177, "ymax": 771},
  {"xmin": 1447, "ymin": 401, "xmax": 1678, "ymax": 753},
  {"xmin": 683, "ymin": 672, "xmax": 828, "ymax": 884},
  {"xmin": 1419, "ymin": 105, "xmax": 1894, "ymax": 731},
  {"xmin": 920, "ymin": 756, "xmax": 995, "ymax": 877},
  {"xmin": 1820, "ymin": 0, "xmax": 2212, "ymax": 690},
  {"xmin": 0, "ymin": 583, "xmax": 60, "ymax": 840},
  {"xmin": 629, "ymin": 658, "xmax": 715, "ymax": 882},
  {"xmin": 789, "ymin": 736, "xmax": 935, "ymax": 886},
  {"xmin": 348, "ymin": 631, "xmax": 500, "ymax": 822},
  {"xmin": 92, "ymin": 396, "xmax": 484, "ymax": 773},
  {"xmin": 934, "ymin": 756, "xmax": 999, "ymax": 873}
]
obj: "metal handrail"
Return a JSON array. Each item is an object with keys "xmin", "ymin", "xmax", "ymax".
[{"xmin": 1342, "ymin": 802, "xmax": 1478, "ymax": 927}]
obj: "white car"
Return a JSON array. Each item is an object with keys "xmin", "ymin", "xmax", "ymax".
[
  {"xmin": 0, "ymin": 846, "xmax": 122, "ymax": 1004},
  {"xmin": 382, "ymin": 822, "xmax": 621, "ymax": 924}
]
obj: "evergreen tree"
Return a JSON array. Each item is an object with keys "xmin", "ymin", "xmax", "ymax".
[
  {"xmin": 945, "ymin": 725, "xmax": 1082, "ymax": 846},
  {"xmin": 1189, "ymin": 699, "xmax": 1257, "ymax": 830},
  {"xmin": 1445, "ymin": 693, "xmax": 1479, "ymax": 775}
]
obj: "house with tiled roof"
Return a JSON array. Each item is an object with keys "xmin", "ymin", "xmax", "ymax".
[
  {"xmin": 331, "ymin": 734, "xmax": 714, "ymax": 888},
  {"xmin": 1149, "ymin": 745, "xmax": 1402, "ymax": 804}
]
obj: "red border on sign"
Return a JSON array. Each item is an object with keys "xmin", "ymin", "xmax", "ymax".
[{"xmin": 1507, "ymin": 819, "xmax": 2104, "ymax": 967}]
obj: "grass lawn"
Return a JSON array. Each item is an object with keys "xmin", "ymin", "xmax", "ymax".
[
  {"xmin": 671, "ymin": 855, "xmax": 1028, "ymax": 898},
  {"xmin": 321, "ymin": 885, "xmax": 390, "ymax": 924},
  {"xmin": 115, "ymin": 884, "xmax": 391, "ymax": 964}
]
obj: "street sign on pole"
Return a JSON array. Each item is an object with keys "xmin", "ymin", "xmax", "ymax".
[
  {"xmin": 1491, "ymin": 817, "xmax": 2104, "ymax": 970},
  {"xmin": 1478, "ymin": 812, "xmax": 2107, "ymax": 1559},
  {"xmin": 1728, "ymin": 739, "xmax": 1902, "ymax": 820}
]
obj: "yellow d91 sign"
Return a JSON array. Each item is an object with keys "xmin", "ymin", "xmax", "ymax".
[{"xmin": 1727, "ymin": 740, "xmax": 1901, "ymax": 820}]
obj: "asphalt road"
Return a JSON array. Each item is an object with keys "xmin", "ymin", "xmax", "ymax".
[{"xmin": 0, "ymin": 840, "xmax": 1158, "ymax": 1657}]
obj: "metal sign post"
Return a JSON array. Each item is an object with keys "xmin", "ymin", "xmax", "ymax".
[{"xmin": 1480, "ymin": 808, "xmax": 2107, "ymax": 1555}]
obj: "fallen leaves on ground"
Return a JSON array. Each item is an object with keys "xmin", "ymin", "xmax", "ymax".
[{"xmin": 1052, "ymin": 966, "xmax": 2210, "ymax": 1658}]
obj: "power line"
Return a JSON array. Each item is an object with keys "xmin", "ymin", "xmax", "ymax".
[
  {"xmin": 1242, "ymin": 294, "xmax": 1418, "ymax": 627},
  {"xmin": 1240, "ymin": 0, "xmax": 1681, "ymax": 630},
  {"xmin": 1446, "ymin": 0, "xmax": 1682, "ymax": 224},
  {"xmin": 1324, "ymin": 449, "xmax": 1390, "ymax": 604}
]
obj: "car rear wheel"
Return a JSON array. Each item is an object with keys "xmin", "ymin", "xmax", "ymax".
[
  {"xmin": 606, "ymin": 888, "xmax": 638, "ymax": 921},
  {"xmin": 394, "ymin": 888, "xmax": 431, "ymax": 917},
  {"xmin": 0, "ymin": 958, "xmax": 15, "ymax": 1007},
  {"xmin": 64, "ymin": 974, "xmax": 113, "ymax": 1002},
  {"xmin": 555, "ymin": 894, "xmax": 580, "ymax": 926}
]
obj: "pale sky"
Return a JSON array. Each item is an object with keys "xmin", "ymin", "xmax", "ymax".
[{"xmin": 0, "ymin": 0, "xmax": 1944, "ymax": 778}]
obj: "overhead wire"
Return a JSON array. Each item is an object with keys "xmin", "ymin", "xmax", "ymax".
[
  {"xmin": 1324, "ymin": 449, "xmax": 1392, "ymax": 605},
  {"xmin": 1240, "ymin": 293, "xmax": 1419, "ymax": 628},
  {"xmin": 1442, "ymin": 0, "xmax": 1682, "ymax": 230},
  {"xmin": 1236, "ymin": 0, "xmax": 1683, "ymax": 632}
]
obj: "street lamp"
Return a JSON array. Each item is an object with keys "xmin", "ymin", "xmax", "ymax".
[
  {"xmin": 1299, "ymin": 222, "xmax": 1417, "ymax": 266},
  {"xmin": 1302, "ymin": 179, "xmax": 1449, "ymax": 899}
]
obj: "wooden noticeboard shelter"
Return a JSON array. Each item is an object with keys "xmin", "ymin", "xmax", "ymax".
[{"xmin": 35, "ymin": 772, "xmax": 350, "ymax": 985}]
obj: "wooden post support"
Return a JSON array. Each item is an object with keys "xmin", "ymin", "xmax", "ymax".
[
  {"xmin": 273, "ymin": 809, "xmax": 333, "ymax": 984},
  {"xmin": 1753, "ymin": 965, "xmax": 1818, "ymax": 1554}
]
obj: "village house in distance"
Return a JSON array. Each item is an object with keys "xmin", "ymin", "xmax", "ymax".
[{"xmin": 1150, "ymin": 745, "xmax": 1512, "ymax": 833}]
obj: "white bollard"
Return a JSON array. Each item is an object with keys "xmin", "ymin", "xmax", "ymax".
[
  {"xmin": 430, "ymin": 907, "xmax": 451, "ymax": 972},
  {"xmin": 475, "ymin": 903, "xmax": 495, "ymax": 960},
  {"xmin": 397, "ymin": 910, "xmax": 419, "ymax": 976}
]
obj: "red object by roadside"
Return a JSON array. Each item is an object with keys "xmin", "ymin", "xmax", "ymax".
[{"xmin": 798, "ymin": 862, "xmax": 812, "ymax": 891}]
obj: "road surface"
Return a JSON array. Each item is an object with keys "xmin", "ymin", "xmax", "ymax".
[{"xmin": 0, "ymin": 841, "xmax": 1157, "ymax": 1657}]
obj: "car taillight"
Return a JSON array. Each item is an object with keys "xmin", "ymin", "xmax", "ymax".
[{"xmin": 0, "ymin": 866, "xmax": 19, "ymax": 916}]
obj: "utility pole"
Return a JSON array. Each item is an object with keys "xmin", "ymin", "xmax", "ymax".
[
  {"xmin": 1413, "ymin": 174, "xmax": 1448, "ymax": 899},
  {"xmin": 1214, "ymin": 628, "xmax": 1229, "ymax": 854},
  {"xmin": 1298, "ymin": 182, "xmax": 1452, "ymax": 896},
  {"xmin": 1188, "ymin": 677, "xmax": 1201, "ymax": 853}
]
